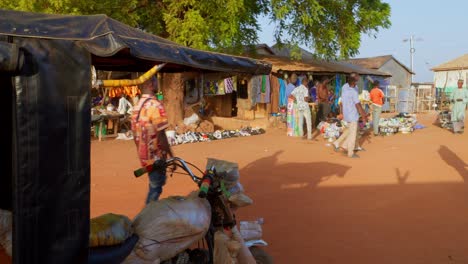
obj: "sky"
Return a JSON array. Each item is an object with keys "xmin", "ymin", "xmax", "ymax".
[{"xmin": 257, "ymin": 0, "xmax": 468, "ymax": 82}]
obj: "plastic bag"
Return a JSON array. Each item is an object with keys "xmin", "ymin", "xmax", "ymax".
[
  {"xmin": 124, "ymin": 192, "xmax": 211, "ymax": 263},
  {"xmin": 206, "ymin": 158, "xmax": 240, "ymax": 190},
  {"xmin": 0, "ymin": 209, "xmax": 12, "ymax": 257},
  {"xmin": 89, "ymin": 213, "xmax": 133, "ymax": 247},
  {"xmin": 239, "ymin": 220, "xmax": 263, "ymax": 241}
]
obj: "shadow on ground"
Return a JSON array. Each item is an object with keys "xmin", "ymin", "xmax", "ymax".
[{"xmin": 237, "ymin": 149, "xmax": 468, "ymax": 264}]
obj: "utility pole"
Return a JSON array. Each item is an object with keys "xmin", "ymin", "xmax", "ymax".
[{"xmin": 403, "ymin": 35, "xmax": 423, "ymax": 84}]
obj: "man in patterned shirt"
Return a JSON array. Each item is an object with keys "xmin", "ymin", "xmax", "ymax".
[
  {"xmin": 131, "ymin": 77, "xmax": 173, "ymax": 204},
  {"xmin": 290, "ymin": 78, "xmax": 312, "ymax": 140}
]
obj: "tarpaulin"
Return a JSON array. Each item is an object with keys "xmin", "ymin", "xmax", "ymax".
[
  {"xmin": 6, "ymin": 36, "xmax": 91, "ymax": 264},
  {"xmin": 0, "ymin": 9, "xmax": 272, "ymax": 74}
]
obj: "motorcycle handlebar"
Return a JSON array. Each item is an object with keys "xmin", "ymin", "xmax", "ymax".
[{"xmin": 133, "ymin": 157, "xmax": 203, "ymax": 185}]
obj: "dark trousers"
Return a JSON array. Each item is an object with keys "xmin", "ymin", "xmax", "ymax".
[
  {"xmin": 146, "ymin": 167, "xmax": 167, "ymax": 204},
  {"xmin": 317, "ymin": 102, "xmax": 331, "ymax": 122}
]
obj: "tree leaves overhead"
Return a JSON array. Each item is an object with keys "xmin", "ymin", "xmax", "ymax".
[
  {"xmin": 270, "ymin": 0, "xmax": 391, "ymax": 59},
  {"xmin": 0, "ymin": 0, "xmax": 390, "ymax": 59}
]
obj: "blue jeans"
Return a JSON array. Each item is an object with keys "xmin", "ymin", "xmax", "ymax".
[{"xmin": 146, "ymin": 167, "xmax": 167, "ymax": 204}]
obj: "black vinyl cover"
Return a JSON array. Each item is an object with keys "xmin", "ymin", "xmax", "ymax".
[
  {"xmin": 0, "ymin": 9, "xmax": 272, "ymax": 74},
  {"xmin": 10, "ymin": 36, "xmax": 91, "ymax": 264}
]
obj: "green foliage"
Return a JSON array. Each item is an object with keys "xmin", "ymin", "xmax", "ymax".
[
  {"xmin": 0, "ymin": 0, "xmax": 391, "ymax": 59},
  {"xmin": 270, "ymin": 0, "xmax": 391, "ymax": 59}
]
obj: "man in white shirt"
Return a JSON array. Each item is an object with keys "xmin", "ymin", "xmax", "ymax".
[
  {"xmin": 333, "ymin": 73, "xmax": 367, "ymax": 158},
  {"xmin": 290, "ymin": 78, "xmax": 312, "ymax": 140},
  {"xmin": 117, "ymin": 94, "xmax": 133, "ymax": 115}
]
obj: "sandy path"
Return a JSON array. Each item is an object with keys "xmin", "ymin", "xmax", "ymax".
[
  {"xmin": 89, "ymin": 111, "xmax": 468, "ymax": 263},
  {"xmin": 2, "ymin": 112, "xmax": 467, "ymax": 263}
]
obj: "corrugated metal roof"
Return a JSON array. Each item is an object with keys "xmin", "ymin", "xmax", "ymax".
[
  {"xmin": 431, "ymin": 54, "xmax": 468, "ymax": 71},
  {"xmin": 345, "ymin": 55, "xmax": 414, "ymax": 74}
]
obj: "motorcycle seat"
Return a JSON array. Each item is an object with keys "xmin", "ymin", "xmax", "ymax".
[{"xmin": 89, "ymin": 234, "xmax": 139, "ymax": 264}]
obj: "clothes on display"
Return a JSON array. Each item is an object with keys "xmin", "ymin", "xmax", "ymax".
[
  {"xmin": 279, "ymin": 78, "xmax": 287, "ymax": 107},
  {"xmin": 256, "ymin": 75, "xmax": 271, "ymax": 103},
  {"xmin": 378, "ymin": 113, "xmax": 418, "ymax": 135},
  {"xmin": 107, "ymin": 86, "xmax": 140, "ymax": 98},
  {"xmin": 165, "ymin": 127, "xmax": 266, "ymax": 146},
  {"xmin": 317, "ymin": 120, "xmax": 344, "ymax": 139},
  {"xmin": 270, "ymin": 75, "xmax": 281, "ymax": 114},
  {"xmin": 287, "ymin": 97, "xmax": 301, "ymax": 137}
]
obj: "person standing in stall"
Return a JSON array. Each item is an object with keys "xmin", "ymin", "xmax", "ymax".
[
  {"xmin": 290, "ymin": 78, "xmax": 313, "ymax": 140},
  {"xmin": 317, "ymin": 78, "xmax": 331, "ymax": 122},
  {"xmin": 370, "ymin": 80, "xmax": 385, "ymax": 136},
  {"xmin": 131, "ymin": 77, "xmax": 173, "ymax": 204},
  {"xmin": 309, "ymin": 80, "xmax": 319, "ymax": 102}
]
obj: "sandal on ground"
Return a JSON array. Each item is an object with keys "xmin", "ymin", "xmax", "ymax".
[
  {"xmin": 333, "ymin": 144, "xmax": 340, "ymax": 152},
  {"xmin": 349, "ymin": 154, "xmax": 360, "ymax": 159}
]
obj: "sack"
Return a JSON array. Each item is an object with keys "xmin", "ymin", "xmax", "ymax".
[
  {"xmin": 89, "ymin": 213, "xmax": 133, "ymax": 247},
  {"xmin": 214, "ymin": 230, "xmax": 242, "ymax": 264},
  {"xmin": 0, "ymin": 209, "xmax": 12, "ymax": 257},
  {"xmin": 124, "ymin": 192, "xmax": 211, "ymax": 263},
  {"xmin": 229, "ymin": 193, "xmax": 253, "ymax": 208},
  {"xmin": 214, "ymin": 226, "xmax": 257, "ymax": 264}
]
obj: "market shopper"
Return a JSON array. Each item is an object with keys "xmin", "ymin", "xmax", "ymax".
[
  {"xmin": 450, "ymin": 79, "xmax": 468, "ymax": 134},
  {"xmin": 370, "ymin": 80, "xmax": 385, "ymax": 136},
  {"xmin": 317, "ymin": 78, "xmax": 331, "ymax": 122},
  {"xmin": 290, "ymin": 78, "xmax": 313, "ymax": 140},
  {"xmin": 309, "ymin": 80, "xmax": 319, "ymax": 102},
  {"xmin": 333, "ymin": 73, "xmax": 367, "ymax": 158},
  {"xmin": 286, "ymin": 73, "xmax": 298, "ymax": 98},
  {"xmin": 131, "ymin": 77, "xmax": 173, "ymax": 204}
]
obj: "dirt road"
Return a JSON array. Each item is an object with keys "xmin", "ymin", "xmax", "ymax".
[
  {"xmin": 2, "ymin": 112, "xmax": 467, "ymax": 263},
  {"xmin": 88, "ymin": 111, "xmax": 468, "ymax": 263}
]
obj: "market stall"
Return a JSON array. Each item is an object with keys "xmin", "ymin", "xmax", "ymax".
[
  {"xmin": 253, "ymin": 55, "xmax": 391, "ymax": 138},
  {"xmin": 0, "ymin": 9, "xmax": 271, "ymax": 264}
]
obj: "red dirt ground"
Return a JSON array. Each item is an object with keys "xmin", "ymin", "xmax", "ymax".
[{"xmin": 1, "ymin": 111, "xmax": 467, "ymax": 263}]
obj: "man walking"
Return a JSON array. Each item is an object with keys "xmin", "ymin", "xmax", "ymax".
[
  {"xmin": 131, "ymin": 77, "xmax": 173, "ymax": 204},
  {"xmin": 333, "ymin": 73, "xmax": 367, "ymax": 158},
  {"xmin": 290, "ymin": 78, "xmax": 313, "ymax": 140},
  {"xmin": 370, "ymin": 80, "xmax": 385, "ymax": 136},
  {"xmin": 451, "ymin": 79, "xmax": 468, "ymax": 134}
]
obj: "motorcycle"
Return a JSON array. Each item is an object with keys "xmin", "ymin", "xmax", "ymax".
[{"xmin": 88, "ymin": 157, "xmax": 273, "ymax": 264}]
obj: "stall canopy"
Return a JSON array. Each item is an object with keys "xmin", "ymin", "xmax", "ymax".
[
  {"xmin": 0, "ymin": 9, "xmax": 272, "ymax": 74},
  {"xmin": 257, "ymin": 55, "xmax": 391, "ymax": 77}
]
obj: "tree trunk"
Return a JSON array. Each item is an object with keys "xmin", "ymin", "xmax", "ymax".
[
  {"xmin": 162, "ymin": 72, "xmax": 199, "ymax": 127},
  {"xmin": 162, "ymin": 73, "xmax": 184, "ymax": 127}
]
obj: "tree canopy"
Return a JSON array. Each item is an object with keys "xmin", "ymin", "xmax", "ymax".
[{"xmin": 0, "ymin": 0, "xmax": 391, "ymax": 59}]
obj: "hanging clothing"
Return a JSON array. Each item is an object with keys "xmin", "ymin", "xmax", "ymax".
[
  {"xmin": 250, "ymin": 75, "xmax": 262, "ymax": 108},
  {"xmin": 279, "ymin": 78, "xmax": 287, "ymax": 107},
  {"xmin": 256, "ymin": 75, "xmax": 271, "ymax": 103},
  {"xmin": 217, "ymin": 79, "xmax": 226, "ymax": 95},
  {"xmin": 205, "ymin": 80, "xmax": 218, "ymax": 95},
  {"xmin": 224, "ymin": 77, "xmax": 234, "ymax": 93},
  {"xmin": 270, "ymin": 75, "xmax": 280, "ymax": 113}
]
